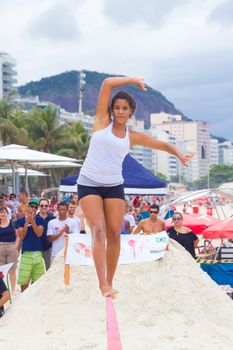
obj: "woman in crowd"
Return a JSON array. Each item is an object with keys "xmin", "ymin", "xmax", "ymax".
[
  {"xmin": 0, "ymin": 206, "xmax": 19, "ymax": 293},
  {"xmin": 77, "ymin": 76, "xmax": 193, "ymax": 297},
  {"xmin": 167, "ymin": 212, "xmax": 199, "ymax": 259},
  {"xmin": 0, "ymin": 272, "xmax": 10, "ymax": 318}
]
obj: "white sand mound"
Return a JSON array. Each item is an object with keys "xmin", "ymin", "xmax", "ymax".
[{"xmin": 1, "ymin": 241, "xmax": 233, "ymax": 350}]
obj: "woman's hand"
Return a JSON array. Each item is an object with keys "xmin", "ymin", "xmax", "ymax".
[
  {"xmin": 179, "ymin": 153, "xmax": 195, "ymax": 167},
  {"xmin": 135, "ymin": 78, "xmax": 147, "ymax": 91}
]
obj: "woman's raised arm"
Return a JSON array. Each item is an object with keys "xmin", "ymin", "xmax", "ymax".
[{"xmin": 94, "ymin": 77, "xmax": 146, "ymax": 129}]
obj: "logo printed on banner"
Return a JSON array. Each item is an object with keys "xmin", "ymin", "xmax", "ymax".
[{"xmin": 66, "ymin": 232, "xmax": 169, "ymax": 266}]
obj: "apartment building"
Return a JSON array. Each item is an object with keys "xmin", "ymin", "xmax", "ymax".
[
  {"xmin": 0, "ymin": 52, "xmax": 17, "ymax": 99},
  {"xmin": 150, "ymin": 113, "xmax": 210, "ymax": 181}
]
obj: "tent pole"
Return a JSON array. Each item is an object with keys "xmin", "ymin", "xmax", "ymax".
[
  {"xmin": 11, "ymin": 161, "xmax": 16, "ymax": 194},
  {"xmin": 25, "ymin": 163, "xmax": 29, "ymax": 196}
]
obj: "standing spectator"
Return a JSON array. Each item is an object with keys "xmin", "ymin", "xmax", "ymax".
[
  {"xmin": 16, "ymin": 199, "xmax": 45, "ymax": 292},
  {"xmin": 133, "ymin": 204, "xmax": 165, "ymax": 234},
  {"xmin": 9, "ymin": 193, "xmax": 20, "ymax": 215},
  {"xmin": 72, "ymin": 195, "xmax": 86, "ymax": 233},
  {"xmin": 37, "ymin": 199, "xmax": 56, "ymax": 271},
  {"xmin": 0, "ymin": 206, "xmax": 18, "ymax": 293},
  {"xmin": 47, "ymin": 201, "xmax": 80, "ymax": 264},
  {"xmin": 3, "ymin": 194, "xmax": 14, "ymax": 213},
  {"xmin": 0, "ymin": 272, "xmax": 10, "ymax": 318},
  {"xmin": 0, "ymin": 196, "xmax": 11, "ymax": 220},
  {"xmin": 124, "ymin": 200, "xmax": 136, "ymax": 233},
  {"xmin": 67, "ymin": 201, "xmax": 81, "ymax": 225},
  {"xmin": 167, "ymin": 212, "xmax": 199, "ymax": 259},
  {"xmin": 18, "ymin": 190, "xmax": 29, "ymax": 212},
  {"xmin": 12, "ymin": 204, "xmax": 26, "ymax": 221}
]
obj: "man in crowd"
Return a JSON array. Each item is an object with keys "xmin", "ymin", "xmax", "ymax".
[
  {"xmin": 16, "ymin": 199, "xmax": 45, "ymax": 292},
  {"xmin": 47, "ymin": 201, "xmax": 80, "ymax": 264},
  {"xmin": 68, "ymin": 200, "xmax": 81, "ymax": 223},
  {"xmin": 133, "ymin": 204, "xmax": 165, "ymax": 234},
  {"xmin": 9, "ymin": 193, "xmax": 20, "ymax": 214},
  {"xmin": 37, "ymin": 198, "xmax": 56, "ymax": 270},
  {"xmin": 0, "ymin": 272, "xmax": 10, "ymax": 318},
  {"xmin": 72, "ymin": 195, "xmax": 86, "ymax": 233},
  {"xmin": 18, "ymin": 190, "xmax": 29, "ymax": 212}
]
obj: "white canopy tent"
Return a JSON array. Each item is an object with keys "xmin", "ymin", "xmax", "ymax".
[
  {"xmin": 0, "ymin": 144, "xmax": 81, "ymax": 193},
  {"xmin": 0, "ymin": 168, "xmax": 47, "ymax": 176}
]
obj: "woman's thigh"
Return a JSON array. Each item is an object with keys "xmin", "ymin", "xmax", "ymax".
[
  {"xmin": 104, "ymin": 198, "xmax": 125, "ymax": 234},
  {"xmin": 79, "ymin": 195, "xmax": 106, "ymax": 230}
]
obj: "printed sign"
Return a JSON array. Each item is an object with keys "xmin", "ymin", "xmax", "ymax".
[{"xmin": 66, "ymin": 232, "xmax": 169, "ymax": 266}]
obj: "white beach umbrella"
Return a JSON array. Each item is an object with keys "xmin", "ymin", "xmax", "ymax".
[{"xmin": 0, "ymin": 144, "xmax": 80, "ymax": 193}]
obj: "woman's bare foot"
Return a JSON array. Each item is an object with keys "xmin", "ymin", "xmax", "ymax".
[{"xmin": 100, "ymin": 284, "xmax": 118, "ymax": 298}]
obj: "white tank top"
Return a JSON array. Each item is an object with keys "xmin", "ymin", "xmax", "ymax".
[{"xmin": 77, "ymin": 122, "xmax": 130, "ymax": 186}]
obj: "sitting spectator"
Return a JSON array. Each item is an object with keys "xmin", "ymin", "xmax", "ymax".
[
  {"xmin": 0, "ymin": 273, "xmax": 10, "ymax": 318},
  {"xmin": 47, "ymin": 201, "xmax": 80, "ymax": 264},
  {"xmin": 137, "ymin": 201, "xmax": 150, "ymax": 222},
  {"xmin": 0, "ymin": 206, "xmax": 18, "ymax": 293},
  {"xmin": 123, "ymin": 200, "xmax": 136, "ymax": 233},
  {"xmin": 16, "ymin": 199, "xmax": 45, "ymax": 292},
  {"xmin": 121, "ymin": 218, "xmax": 130, "ymax": 235},
  {"xmin": 167, "ymin": 212, "xmax": 199, "ymax": 259},
  {"xmin": 133, "ymin": 204, "xmax": 165, "ymax": 235}
]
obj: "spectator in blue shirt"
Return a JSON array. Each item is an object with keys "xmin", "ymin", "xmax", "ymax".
[{"xmin": 16, "ymin": 199, "xmax": 45, "ymax": 292}]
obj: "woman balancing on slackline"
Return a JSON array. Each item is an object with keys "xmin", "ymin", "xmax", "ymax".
[{"xmin": 77, "ymin": 77, "xmax": 194, "ymax": 298}]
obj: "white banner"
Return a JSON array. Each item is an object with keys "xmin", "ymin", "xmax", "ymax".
[{"xmin": 66, "ymin": 232, "xmax": 169, "ymax": 266}]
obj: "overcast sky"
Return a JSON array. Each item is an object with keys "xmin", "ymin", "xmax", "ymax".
[{"xmin": 1, "ymin": 0, "xmax": 233, "ymax": 139}]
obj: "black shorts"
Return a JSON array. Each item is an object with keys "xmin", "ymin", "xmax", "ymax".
[{"xmin": 77, "ymin": 184, "xmax": 125, "ymax": 201}]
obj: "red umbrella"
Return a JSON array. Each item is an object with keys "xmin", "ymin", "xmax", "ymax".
[
  {"xmin": 165, "ymin": 213, "xmax": 220, "ymax": 235},
  {"xmin": 202, "ymin": 217, "xmax": 233, "ymax": 239}
]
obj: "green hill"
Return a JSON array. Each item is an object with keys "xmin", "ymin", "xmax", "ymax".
[{"xmin": 18, "ymin": 70, "xmax": 183, "ymax": 127}]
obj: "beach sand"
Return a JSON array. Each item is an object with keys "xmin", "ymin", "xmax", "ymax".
[{"xmin": 1, "ymin": 240, "xmax": 233, "ymax": 350}]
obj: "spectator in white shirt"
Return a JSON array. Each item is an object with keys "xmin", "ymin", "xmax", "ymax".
[
  {"xmin": 47, "ymin": 201, "xmax": 80, "ymax": 264},
  {"xmin": 124, "ymin": 200, "xmax": 136, "ymax": 233}
]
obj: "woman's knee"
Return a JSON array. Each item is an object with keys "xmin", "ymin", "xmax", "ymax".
[
  {"xmin": 107, "ymin": 228, "xmax": 121, "ymax": 243},
  {"xmin": 91, "ymin": 223, "xmax": 106, "ymax": 242}
]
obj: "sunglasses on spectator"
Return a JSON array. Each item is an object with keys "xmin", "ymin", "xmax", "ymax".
[
  {"xmin": 40, "ymin": 204, "xmax": 48, "ymax": 208},
  {"xmin": 173, "ymin": 217, "xmax": 182, "ymax": 221},
  {"xmin": 29, "ymin": 205, "xmax": 38, "ymax": 209},
  {"xmin": 150, "ymin": 210, "xmax": 158, "ymax": 214}
]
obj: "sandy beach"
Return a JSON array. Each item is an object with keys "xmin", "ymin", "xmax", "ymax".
[{"xmin": 1, "ymin": 239, "xmax": 233, "ymax": 350}]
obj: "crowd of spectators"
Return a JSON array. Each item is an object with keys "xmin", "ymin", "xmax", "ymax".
[{"xmin": 0, "ymin": 191, "xmax": 200, "ymax": 317}]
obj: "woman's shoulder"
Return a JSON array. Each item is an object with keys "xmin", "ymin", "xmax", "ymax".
[{"xmin": 182, "ymin": 226, "xmax": 193, "ymax": 233}]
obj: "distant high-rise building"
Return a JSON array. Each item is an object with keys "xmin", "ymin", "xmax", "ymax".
[
  {"xmin": 218, "ymin": 141, "xmax": 233, "ymax": 165},
  {"xmin": 209, "ymin": 138, "xmax": 219, "ymax": 166},
  {"xmin": 150, "ymin": 113, "xmax": 210, "ymax": 182},
  {"xmin": 0, "ymin": 52, "xmax": 17, "ymax": 99}
]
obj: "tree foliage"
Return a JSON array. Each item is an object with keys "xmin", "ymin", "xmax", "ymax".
[{"xmin": 0, "ymin": 98, "xmax": 90, "ymax": 191}]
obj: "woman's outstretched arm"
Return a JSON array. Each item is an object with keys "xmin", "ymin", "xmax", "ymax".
[
  {"xmin": 94, "ymin": 77, "xmax": 146, "ymax": 130},
  {"xmin": 130, "ymin": 130, "xmax": 194, "ymax": 166}
]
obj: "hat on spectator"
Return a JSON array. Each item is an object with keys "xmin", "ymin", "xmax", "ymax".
[{"xmin": 29, "ymin": 198, "xmax": 39, "ymax": 206}]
